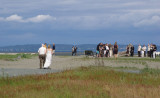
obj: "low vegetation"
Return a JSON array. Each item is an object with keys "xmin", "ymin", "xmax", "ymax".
[
  {"xmin": 0, "ymin": 53, "xmax": 37, "ymax": 61},
  {"xmin": 0, "ymin": 66, "xmax": 160, "ymax": 98}
]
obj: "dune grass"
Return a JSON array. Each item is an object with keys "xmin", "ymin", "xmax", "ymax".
[{"xmin": 0, "ymin": 66, "xmax": 160, "ymax": 98}]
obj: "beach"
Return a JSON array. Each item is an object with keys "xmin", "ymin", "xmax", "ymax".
[{"xmin": 0, "ymin": 55, "xmax": 160, "ymax": 77}]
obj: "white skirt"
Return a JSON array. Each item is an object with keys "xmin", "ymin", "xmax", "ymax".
[{"xmin": 44, "ymin": 54, "xmax": 52, "ymax": 68}]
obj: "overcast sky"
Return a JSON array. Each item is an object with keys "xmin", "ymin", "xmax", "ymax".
[{"xmin": 0, "ymin": 0, "xmax": 160, "ymax": 46}]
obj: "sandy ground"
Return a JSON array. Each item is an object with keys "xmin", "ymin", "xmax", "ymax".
[{"xmin": 0, "ymin": 56, "xmax": 160, "ymax": 76}]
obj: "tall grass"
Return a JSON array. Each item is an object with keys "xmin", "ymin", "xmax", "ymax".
[{"xmin": 0, "ymin": 66, "xmax": 160, "ymax": 98}]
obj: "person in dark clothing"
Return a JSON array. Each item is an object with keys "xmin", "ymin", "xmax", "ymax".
[
  {"xmin": 113, "ymin": 42, "xmax": 118, "ymax": 59},
  {"xmin": 130, "ymin": 46, "xmax": 134, "ymax": 57},
  {"xmin": 150, "ymin": 44, "xmax": 153, "ymax": 58},
  {"xmin": 74, "ymin": 46, "xmax": 78, "ymax": 56},
  {"xmin": 96, "ymin": 43, "xmax": 100, "ymax": 57},
  {"xmin": 153, "ymin": 44, "xmax": 157, "ymax": 59},
  {"xmin": 138, "ymin": 44, "xmax": 141, "ymax": 57},
  {"xmin": 126, "ymin": 46, "xmax": 129, "ymax": 56},
  {"xmin": 52, "ymin": 43, "xmax": 55, "ymax": 55},
  {"xmin": 147, "ymin": 44, "xmax": 151, "ymax": 57}
]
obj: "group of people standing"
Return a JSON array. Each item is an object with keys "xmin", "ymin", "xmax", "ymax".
[
  {"xmin": 126, "ymin": 44, "xmax": 135, "ymax": 57},
  {"xmin": 72, "ymin": 46, "xmax": 78, "ymax": 56},
  {"xmin": 96, "ymin": 42, "xmax": 118, "ymax": 59},
  {"xmin": 138, "ymin": 44, "xmax": 157, "ymax": 58},
  {"xmin": 38, "ymin": 43, "xmax": 55, "ymax": 69}
]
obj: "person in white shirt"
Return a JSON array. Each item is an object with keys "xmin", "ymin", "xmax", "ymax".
[
  {"xmin": 105, "ymin": 43, "xmax": 109, "ymax": 57},
  {"xmin": 142, "ymin": 45, "xmax": 147, "ymax": 57},
  {"xmin": 109, "ymin": 44, "xmax": 113, "ymax": 57},
  {"xmin": 138, "ymin": 44, "xmax": 141, "ymax": 57},
  {"xmin": 147, "ymin": 44, "xmax": 151, "ymax": 57},
  {"xmin": 38, "ymin": 44, "xmax": 46, "ymax": 69}
]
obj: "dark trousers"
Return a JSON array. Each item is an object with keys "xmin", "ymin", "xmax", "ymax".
[
  {"xmin": 39, "ymin": 54, "xmax": 46, "ymax": 69},
  {"xmin": 147, "ymin": 51, "xmax": 150, "ymax": 57},
  {"xmin": 72, "ymin": 51, "xmax": 74, "ymax": 56},
  {"xmin": 144, "ymin": 51, "xmax": 146, "ymax": 57},
  {"xmin": 131, "ymin": 51, "xmax": 134, "ymax": 57},
  {"xmin": 150, "ymin": 51, "xmax": 153, "ymax": 58},
  {"xmin": 105, "ymin": 50, "xmax": 109, "ymax": 57},
  {"xmin": 75, "ymin": 51, "xmax": 77, "ymax": 56},
  {"xmin": 138, "ymin": 51, "xmax": 141, "ymax": 57}
]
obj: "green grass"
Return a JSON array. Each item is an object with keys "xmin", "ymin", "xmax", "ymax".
[
  {"xmin": 79, "ymin": 56, "xmax": 160, "ymax": 62},
  {"xmin": 0, "ymin": 66, "xmax": 160, "ymax": 98},
  {"xmin": 77, "ymin": 56, "xmax": 160, "ymax": 67},
  {"xmin": 0, "ymin": 53, "xmax": 37, "ymax": 61}
]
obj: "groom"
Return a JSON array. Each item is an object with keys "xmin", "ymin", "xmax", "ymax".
[{"xmin": 38, "ymin": 44, "xmax": 46, "ymax": 69}]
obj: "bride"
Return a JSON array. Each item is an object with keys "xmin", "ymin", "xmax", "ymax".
[{"xmin": 44, "ymin": 45, "xmax": 53, "ymax": 69}]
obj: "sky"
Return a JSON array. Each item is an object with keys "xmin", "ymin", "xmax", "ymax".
[{"xmin": 0, "ymin": 0, "xmax": 160, "ymax": 46}]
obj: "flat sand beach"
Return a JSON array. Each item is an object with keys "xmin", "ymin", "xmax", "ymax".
[{"xmin": 0, "ymin": 55, "xmax": 160, "ymax": 76}]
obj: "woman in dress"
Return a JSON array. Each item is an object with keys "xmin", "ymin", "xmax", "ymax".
[
  {"xmin": 44, "ymin": 45, "xmax": 53, "ymax": 69},
  {"xmin": 113, "ymin": 42, "xmax": 118, "ymax": 59}
]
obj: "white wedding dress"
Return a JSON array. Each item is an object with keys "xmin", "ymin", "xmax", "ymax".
[{"xmin": 44, "ymin": 50, "xmax": 52, "ymax": 68}]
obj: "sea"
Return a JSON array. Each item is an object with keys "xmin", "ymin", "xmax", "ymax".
[{"xmin": 0, "ymin": 44, "xmax": 159, "ymax": 56}]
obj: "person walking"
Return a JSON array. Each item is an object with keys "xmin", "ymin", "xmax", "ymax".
[
  {"xmin": 113, "ymin": 42, "xmax": 118, "ymax": 59},
  {"xmin": 44, "ymin": 45, "xmax": 53, "ymax": 69},
  {"xmin": 138, "ymin": 44, "xmax": 141, "ymax": 57},
  {"xmin": 38, "ymin": 44, "xmax": 46, "ymax": 69}
]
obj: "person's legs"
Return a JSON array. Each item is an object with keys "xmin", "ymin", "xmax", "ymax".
[
  {"xmin": 142, "ymin": 51, "xmax": 144, "ymax": 57},
  {"xmin": 150, "ymin": 51, "xmax": 153, "ymax": 58},
  {"xmin": 144, "ymin": 51, "xmax": 146, "ymax": 57},
  {"xmin": 53, "ymin": 50, "xmax": 55, "ymax": 56},
  {"xmin": 106, "ymin": 51, "xmax": 108, "ymax": 57},
  {"xmin": 42, "ymin": 55, "xmax": 45, "ymax": 67},
  {"xmin": 110, "ymin": 50, "xmax": 113, "ymax": 57},
  {"xmin": 147, "ymin": 51, "xmax": 150, "ymax": 57},
  {"xmin": 75, "ymin": 51, "xmax": 77, "ymax": 56},
  {"xmin": 153, "ymin": 51, "xmax": 156, "ymax": 59},
  {"xmin": 39, "ymin": 55, "xmax": 43, "ymax": 69},
  {"xmin": 138, "ymin": 51, "xmax": 140, "ymax": 57},
  {"xmin": 72, "ymin": 52, "xmax": 74, "ymax": 56},
  {"xmin": 44, "ymin": 55, "xmax": 46, "ymax": 66}
]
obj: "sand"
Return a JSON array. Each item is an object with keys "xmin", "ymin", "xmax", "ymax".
[{"xmin": 0, "ymin": 56, "xmax": 160, "ymax": 76}]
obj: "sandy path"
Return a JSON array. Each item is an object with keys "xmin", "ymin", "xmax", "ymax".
[{"xmin": 0, "ymin": 56, "xmax": 160, "ymax": 77}]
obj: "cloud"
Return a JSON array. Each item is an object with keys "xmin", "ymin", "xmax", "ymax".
[
  {"xmin": 0, "ymin": 14, "xmax": 56, "ymax": 23},
  {"xmin": 134, "ymin": 15, "xmax": 160, "ymax": 27},
  {"xmin": 6, "ymin": 14, "xmax": 23, "ymax": 22},
  {"xmin": 26, "ymin": 15, "xmax": 56, "ymax": 23}
]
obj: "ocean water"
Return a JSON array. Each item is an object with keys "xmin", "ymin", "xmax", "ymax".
[{"xmin": 0, "ymin": 44, "xmax": 159, "ymax": 53}]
